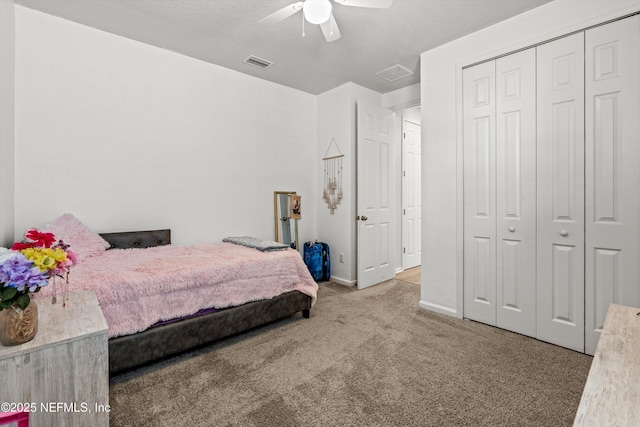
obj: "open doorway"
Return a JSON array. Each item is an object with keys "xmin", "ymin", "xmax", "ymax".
[{"xmin": 399, "ymin": 106, "xmax": 421, "ymax": 283}]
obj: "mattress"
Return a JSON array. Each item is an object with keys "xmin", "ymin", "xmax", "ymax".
[{"xmin": 36, "ymin": 242, "xmax": 318, "ymax": 338}]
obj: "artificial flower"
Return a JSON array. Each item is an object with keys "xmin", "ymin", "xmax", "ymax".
[
  {"xmin": 21, "ymin": 247, "xmax": 57, "ymax": 271},
  {"xmin": 25, "ymin": 229, "xmax": 56, "ymax": 248},
  {"xmin": 0, "ymin": 230, "xmax": 76, "ymax": 311},
  {"xmin": 11, "ymin": 229, "xmax": 56, "ymax": 250},
  {"xmin": 0, "ymin": 253, "xmax": 49, "ymax": 292},
  {"xmin": 0, "ymin": 248, "xmax": 20, "ymax": 264}
]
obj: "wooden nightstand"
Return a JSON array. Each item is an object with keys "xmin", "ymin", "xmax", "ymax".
[
  {"xmin": 574, "ymin": 304, "xmax": 640, "ymax": 425},
  {"xmin": 0, "ymin": 290, "xmax": 109, "ymax": 427}
]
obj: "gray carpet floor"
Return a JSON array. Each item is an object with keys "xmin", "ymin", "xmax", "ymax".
[{"xmin": 109, "ymin": 280, "xmax": 593, "ymax": 426}]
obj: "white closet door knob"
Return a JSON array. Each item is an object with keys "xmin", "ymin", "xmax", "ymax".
[
  {"xmin": 560, "ymin": 230, "xmax": 568, "ymax": 236},
  {"xmin": 508, "ymin": 226, "xmax": 515, "ymax": 232}
]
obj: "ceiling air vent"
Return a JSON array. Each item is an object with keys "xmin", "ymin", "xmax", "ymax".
[
  {"xmin": 375, "ymin": 64, "xmax": 414, "ymax": 82},
  {"xmin": 243, "ymin": 55, "xmax": 273, "ymax": 70}
]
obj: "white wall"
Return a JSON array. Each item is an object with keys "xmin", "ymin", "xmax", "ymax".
[
  {"xmin": 420, "ymin": 0, "xmax": 640, "ymax": 317},
  {"xmin": 383, "ymin": 83, "xmax": 420, "ymax": 112},
  {"xmin": 315, "ymin": 82, "xmax": 417, "ymax": 285},
  {"xmin": 314, "ymin": 82, "xmax": 418, "ymax": 284},
  {"xmin": 12, "ymin": 5, "xmax": 411, "ymax": 286},
  {"xmin": 14, "ymin": 6, "xmax": 317, "ymax": 247},
  {"xmin": 399, "ymin": 107, "xmax": 420, "ymax": 125},
  {"xmin": 316, "ymin": 82, "xmax": 386, "ymax": 284},
  {"xmin": 316, "ymin": 84, "xmax": 353, "ymax": 282},
  {"xmin": 0, "ymin": 0, "xmax": 15, "ymax": 247},
  {"xmin": 10, "ymin": 4, "xmax": 420, "ymax": 288}
]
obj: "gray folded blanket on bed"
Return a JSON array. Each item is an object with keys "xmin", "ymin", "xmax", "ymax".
[{"xmin": 222, "ymin": 236, "xmax": 289, "ymax": 252}]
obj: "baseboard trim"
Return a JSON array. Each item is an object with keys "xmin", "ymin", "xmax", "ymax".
[
  {"xmin": 329, "ymin": 276, "xmax": 356, "ymax": 287},
  {"xmin": 418, "ymin": 300, "xmax": 462, "ymax": 319}
]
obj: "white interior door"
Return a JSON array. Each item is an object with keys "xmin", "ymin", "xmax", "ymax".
[
  {"xmin": 463, "ymin": 61, "xmax": 497, "ymax": 325},
  {"xmin": 357, "ymin": 100, "xmax": 394, "ymax": 290},
  {"xmin": 585, "ymin": 15, "xmax": 640, "ymax": 355},
  {"xmin": 402, "ymin": 119, "xmax": 421, "ymax": 270},
  {"xmin": 536, "ymin": 32, "xmax": 585, "ymax": 352},
  {"xmin": 495, "ymin": 48, "xmax": 537, "ymax": 336}
]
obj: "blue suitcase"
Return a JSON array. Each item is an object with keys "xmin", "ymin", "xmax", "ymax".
[{"xmin": 303, "ymin": 241, "xmax": 331, "ymax": 282}]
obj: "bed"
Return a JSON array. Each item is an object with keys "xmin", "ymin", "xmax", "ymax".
[
  {"xmin": 32, "ymin": 216, "xmax": 317, "ymax": 376},
  {"xmin": 101, "ymin": 229, "xmax": 316, "ymax": 375}
]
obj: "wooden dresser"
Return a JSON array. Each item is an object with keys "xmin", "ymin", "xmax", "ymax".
[
  {"xmin": 0, "ymin": 290, "xmax": 109, "ymax": 426},
  {"xmin": 574, "ymin": 304, "xmax": 640, "ymax": 426}
]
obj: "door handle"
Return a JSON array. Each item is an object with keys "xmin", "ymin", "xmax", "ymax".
[
  {"xmin": 508, "ymin": 226, "xmax": 515, "ymax": 232},
  {"xmin": 560, "ymin": 230, "xmax": 568, "ymax": 237},
  {"xmin": 356, "ymin": 215, "xmax": 368, "ymax": 221}
]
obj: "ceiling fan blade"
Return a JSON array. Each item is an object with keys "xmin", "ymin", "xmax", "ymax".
[
  {"xmin": 320, "ymin": 14, "xmax": 341, "ymax": 42},
  {"xmin": 333, "ymin": 0, "xmax": 393, "ymax": 8},
  {"xmin": 258, "ymin": 2, "xmax": 304, "ymax": 24}
]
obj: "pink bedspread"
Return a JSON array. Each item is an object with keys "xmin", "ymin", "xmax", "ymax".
[{"xmin": 35, "ymin": 243, "xmax": 318, "ymax": 338}]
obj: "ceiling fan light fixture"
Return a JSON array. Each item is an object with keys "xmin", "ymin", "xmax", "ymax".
[{"xmin": 303, "ymin": 0, "xmax": 332, "ymax": 24}]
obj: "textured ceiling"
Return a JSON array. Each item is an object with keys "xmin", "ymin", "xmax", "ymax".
[{"xmin": 15, "ymin": 0, "xmax": 553, "ymax": 95}]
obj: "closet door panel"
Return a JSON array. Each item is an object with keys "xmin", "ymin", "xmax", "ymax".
[
  {"xmin": 536, "ymin": 33, "xmax": 585, "ymax": 352},
  {"xmin": 495, "ymin": 48, "xmax": 537, "ymax": 336},
  {"xmin": 585, "ymin": 15, "xmax": 640, "ymax": 355},
  {"xmin": 463, "ymin": 61, "xmax": 497, "ymax": 325}
]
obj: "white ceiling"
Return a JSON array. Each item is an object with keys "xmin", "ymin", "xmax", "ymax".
[{"xmin": 15, "ymin": 0, "xmax": 553, "ymax": 95}]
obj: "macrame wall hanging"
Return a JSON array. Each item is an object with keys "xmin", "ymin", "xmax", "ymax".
[{"xmin": 322, "ymin": 138, "xmax": 344, "ymax": 214}]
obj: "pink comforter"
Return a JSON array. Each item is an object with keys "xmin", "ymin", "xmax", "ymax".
[{"xmin": 36, "ymin": 243, "xmax": 318, "ymax": 338}]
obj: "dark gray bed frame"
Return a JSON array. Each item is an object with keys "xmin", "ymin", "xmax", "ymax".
[{"xmin": 100, "ymin": 229, "xmax": 312, "ymax": 376}]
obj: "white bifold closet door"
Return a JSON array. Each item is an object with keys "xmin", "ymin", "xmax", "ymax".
[
  {"xmin": 463, "ymin": 48, "xmax": 536, "ymax": 335},
  {"xmin": 584, "ymin": 15, "xmax": 640, "ymax": 355},
  {"xmin": 463, "ymin": 14, "xmax": 640, "ymax": 353},
  {"xmin": 463, "ymin": 61, "xmax": 497, "ymax": 326},
  {"xmin": 536, "ymin": 32, "xmax": 585, "ymax": 352},
  {"xmin": 495, "ymin": 50, "xmax": 537, "ymax": 336}
]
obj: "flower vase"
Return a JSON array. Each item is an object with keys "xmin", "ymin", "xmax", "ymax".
[{"xmin": 0, "ymin": 300, "xmax": 38, "ymax": 346}]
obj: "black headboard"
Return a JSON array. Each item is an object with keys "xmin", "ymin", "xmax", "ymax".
[{"xmin": 99, "ymin": 229, "xmax": 171, "ymax": 250}]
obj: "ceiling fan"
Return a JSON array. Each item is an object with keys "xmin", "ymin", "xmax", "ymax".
[{"xmin": 259, "ymin": 0, "xmax": 394, "ymax": 42}]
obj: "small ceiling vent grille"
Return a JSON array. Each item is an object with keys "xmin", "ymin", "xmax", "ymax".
[
  {"xmin": 375, "ymin": 64, "xmax": 414, "ymax": 82},
  {"xmin": 243, "ymin": 55, "xmax": 273, "ymax": 70}
]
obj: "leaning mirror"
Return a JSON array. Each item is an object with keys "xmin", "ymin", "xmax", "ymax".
[{"xmin": 274, "ymin": 191, "xmax": 299, "ymax": 250}]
